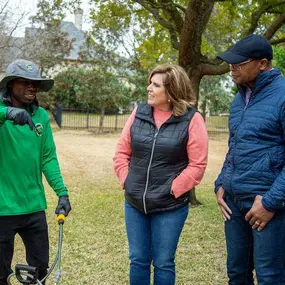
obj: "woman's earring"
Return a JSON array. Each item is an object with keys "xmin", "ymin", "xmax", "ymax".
[{"xmin": 168, "ymin": 99, "xmax": 170, "ymax": 102}]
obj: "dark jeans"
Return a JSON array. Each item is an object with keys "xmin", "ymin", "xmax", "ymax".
[
  {"xmin": 124, "ymin": 200, "xmax": 189, "ymax": 285},
  {"xmin": 225, "ymin": 194, "xmax": 285, "ymax": 285},
  {"xmin": 0, "ymin": 211, "xmax": 49, "ymax": 285}
]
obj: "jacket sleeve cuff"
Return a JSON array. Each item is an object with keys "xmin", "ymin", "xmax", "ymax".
[
  {"xmin": 57, "ymin": 188, "xmax": 68, "ymax": 197},
  {"xmin": 119, "ymin": 171, "xmax": 128, "ymax": 189},
  {"xmin": 261, "ymin": 196, "xmax": 277, "ymax": 212},
  {"xmin": 214, "ymin": 184, "xmax": 222, "ymax": 194}
]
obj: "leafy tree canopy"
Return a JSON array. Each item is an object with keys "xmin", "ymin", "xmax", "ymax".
[
  {"xmin": 273, "ymin": 45, "xmax": 285, "ymax": 74},
  {"xmin": 88, "ymin": 0, "xmax": 285, "ymax": 105},
  {"xmin": 87, "ymin": 0, "xmax": 285, "ymax": 205},
  {"xmin": 47, "ymin": 67, "xmax": 130, "ymax": 112},
  {"xmin": 199, "ymin": 75, "xmax": 233, "ymax": 116}
]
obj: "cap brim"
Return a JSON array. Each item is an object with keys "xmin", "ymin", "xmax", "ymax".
[
  {"xmin": 0, "ymin": 75, "xmax": 54, "ymax": 92},
  {"xmin": 217, "ymin": 51, "xmax": 248, "ymax": 64}
]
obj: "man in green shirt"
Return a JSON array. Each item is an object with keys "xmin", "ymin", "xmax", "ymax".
[{"xmin": 0, "ymin": 59, "xmax": 71, "ymax": 285}]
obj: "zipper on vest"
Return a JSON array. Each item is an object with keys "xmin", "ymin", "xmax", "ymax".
[{"xmin": 143, "ymin": 130, "xmax": 159, "ymax": 214}]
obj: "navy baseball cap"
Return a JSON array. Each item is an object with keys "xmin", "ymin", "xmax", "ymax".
[
  {"xmin": 0, "ymin": 59, "xmax": 54, "ymax": 92},
  {"xmin": 217, "ymin": 34, "xmax": 273, "ymax": 64}
]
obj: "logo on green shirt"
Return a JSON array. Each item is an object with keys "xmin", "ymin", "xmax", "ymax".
[{"xmin": 34, "ymin": 123, "xmax": 43, "ymax": 136}]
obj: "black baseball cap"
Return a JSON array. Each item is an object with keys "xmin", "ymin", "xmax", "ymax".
[{"xmin": 217, "ymin": 34, "xmax": 273, "ymax": 64}]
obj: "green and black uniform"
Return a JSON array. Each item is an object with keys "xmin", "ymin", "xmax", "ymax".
[
  {"xmin": 0, "ymin": 100, "xmax": 67, "ymax": 216},
  {"xmin": 0, "ymin": 96, "xmax": 67, "ymax": 285}
]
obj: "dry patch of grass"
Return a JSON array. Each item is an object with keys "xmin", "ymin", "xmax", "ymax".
[{"xmin": 11, "ymin": 130, "xmax": 229, "ymax": 285}]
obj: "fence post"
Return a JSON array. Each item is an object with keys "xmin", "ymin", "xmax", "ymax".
[
  {"xmin": 115, "ymin": 113, "xmax": 118, "ymax": 131},
  {"xmin": 86, "ymin": 108, "xmax": 89, "ymax": 129},
  {"xmin": 52, "ymin": 103, "xmax": 63, "ymax": 128}
]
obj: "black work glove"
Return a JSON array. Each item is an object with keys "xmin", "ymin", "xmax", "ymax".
[
  {"xmin": 6, "ymin": 107, "xmax": 34, "ymax": 131},
  {"xmin": 55, "ymin": 195, "xmax": 71, "ymax": 216}
]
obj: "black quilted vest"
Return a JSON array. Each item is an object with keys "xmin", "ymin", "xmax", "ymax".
[{"xmin": 124, "ymin": 103, "xmax": 196, "ymax": 214}]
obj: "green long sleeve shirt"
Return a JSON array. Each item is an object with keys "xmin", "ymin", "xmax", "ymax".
[{"xmin": 0, "ymin": 101, "xmax": 68, "ymax": 216}]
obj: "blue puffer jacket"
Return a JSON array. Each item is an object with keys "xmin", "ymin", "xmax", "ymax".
[{"xmin": 215, "ymin": 69, "xmax": 285, "ymax": 211}]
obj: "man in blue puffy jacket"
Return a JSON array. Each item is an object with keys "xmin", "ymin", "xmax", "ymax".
[{"xmin": 215, "ymin": 34, "xmax": 285, "ymax": 285}]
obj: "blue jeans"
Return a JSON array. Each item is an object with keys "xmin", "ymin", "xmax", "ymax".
[
  {"xmin": 225, "ymin": 194, "xmax": 285, "ymax": 285},
  {"xmin": 124, "ymin": 200, "xmax": 189, "ymax": 285}
]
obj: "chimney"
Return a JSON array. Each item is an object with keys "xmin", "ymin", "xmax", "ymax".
[
  {"xmin": 74, "ymin": 8, "xmax": 83, "ymax": 30},
  {"xmin": 25, "ymin": 26, "xmax": 38, "ymax": 38}
]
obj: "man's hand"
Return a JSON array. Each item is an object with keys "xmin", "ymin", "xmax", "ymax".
[
  {"xmin": 6, "ymin": 107, "xmax": 34, "ymax": 130},
  {"xmin": 55, "ymin": 195, "xmax": 72, "ymax": 216},
  {"xmin": 245, "ymin": 195, "xmax": 275, "ymax": 231},
  {"xmin": 216, "ymin": 187, "xmax": 232, "ymax": 221}
]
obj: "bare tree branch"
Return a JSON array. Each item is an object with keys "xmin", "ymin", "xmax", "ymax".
[
  {"xmin": 264, "ymin": 13, "xmax": 285, "ymax": 39},
  {"xmin": 244, "ymin": 1, "xmax": 285, "ymax": 36},
  {"xmin": 173, "ymin": 3, "xmax": 186, "ymax": 13},
  {"xmin": 160, "ymin": 0, "xmax": 184, "ymax": 31},
  {"xmin": 200, "ymin": 62, "xmax": 229, "ymax": 76},
  {"xmin": 200, "ymin": 55, "xmax": 221, "ymax": 65},
  {"xmin": 0, "ymin": 0, "xmax": 9, "ymax": 15},
  {"xmin": 134, "ymin": 0, "xmax": 184, "ymax": 50},
  {"xmin": 6, "ymin": 11, "xmax": 27, "ymax": 38},
  {"xmin": 270, "ymin": 37, "xmax": 285, "ymax": 44},
  {"xmin": 179, "ymin": 0, "xmax": 215, "ymax": 67},
  {"xmin": 134, "ymin": 1, "xmax": 175, "ymax": 30},
  {"xmin": 0, "ymin": 0, "xmax": 32, "ymax": 70},
  {"xmin": 267, "ymin": 9, "xmax": 285, "ymax": 14}
]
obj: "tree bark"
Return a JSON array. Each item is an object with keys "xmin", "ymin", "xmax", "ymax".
[
  {"xmin": 99, "ymin": 107, "xmax": 105, "ymax": 132},
  {"xmin": 186, "ymin": 68, "xmax": 204, "ymax": 206},
  {"xmin": 189, "ymin": 189, "xmax": 202, "ymax": 206}
]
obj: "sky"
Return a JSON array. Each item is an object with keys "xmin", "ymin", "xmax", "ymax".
[{"xmin": 5, "ymin": 0, "xmax": 91, "ymax": 37}]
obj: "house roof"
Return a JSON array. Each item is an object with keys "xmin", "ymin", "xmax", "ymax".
[
  {"xmin": 60, "ymin": 21, "xmax": 86, "ymax": 60},
  {"xmin": 0, "ymin": 36, "xmax": 25, "ymax": 71},
  {"xmin": 1, "ymin": 20, "xmax": 86, "ymax": 71}
]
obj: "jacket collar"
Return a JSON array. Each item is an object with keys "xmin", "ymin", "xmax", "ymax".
[
  {"xmin": 136, "ymin": 103, "xmax": 196, "ymax": 125},
  {"xmin": 238, "ymin": 68, "xmax": 281, "ymax": 97}
]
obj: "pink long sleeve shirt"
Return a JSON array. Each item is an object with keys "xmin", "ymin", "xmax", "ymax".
[{"xmin": 113, "ymin": 107, "xmax": 208, "ymax": 198}]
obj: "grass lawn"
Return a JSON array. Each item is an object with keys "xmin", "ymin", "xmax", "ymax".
[{"xmin": 11, "ymin": 130, "xmax": 230, "ymax": 285}]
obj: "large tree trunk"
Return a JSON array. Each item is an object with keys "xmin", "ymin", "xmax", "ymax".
[
  {"xmin": 200, "ymin": 99, "xmax": 207, "ymax": 118},
  {"xmin": 189, "ymin": 189, "xmax": 201, "ymax": 206},
  {"xmin": 99, "ymin": 107, "xmax": 105, "ymax": 132},
  {"xmin": 187, "ymin": 68, "xmax": 204, "ymax": 206}
]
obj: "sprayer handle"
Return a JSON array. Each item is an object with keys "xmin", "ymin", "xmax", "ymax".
[
  {"xmin": 15, "ymin": 264, "xmax": 39, "ymax": 284},
  {"xmin": 57, "ymin": 209, "xmax": 66, "ymax": 224}
]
